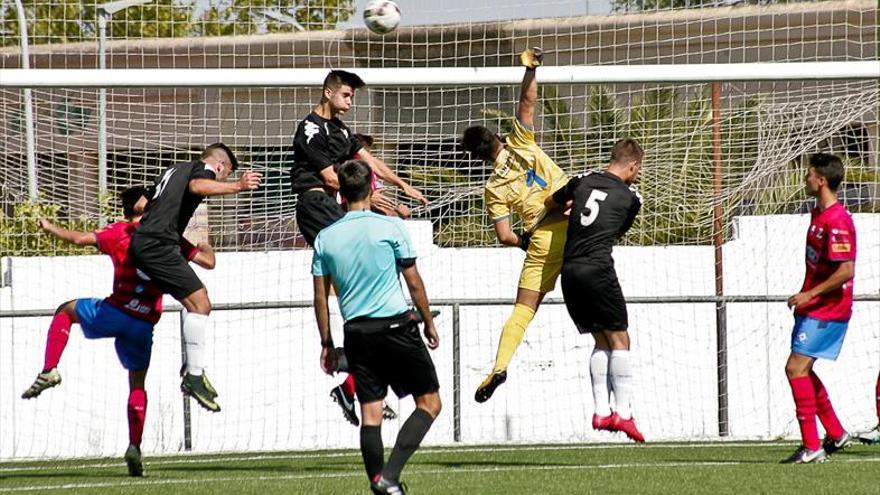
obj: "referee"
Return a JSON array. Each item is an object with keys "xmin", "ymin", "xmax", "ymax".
[{"xmin": 311, "ymin": 160, "xmax": 440, "ymax": 495}]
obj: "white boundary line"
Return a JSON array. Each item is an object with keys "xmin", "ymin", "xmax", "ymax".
[
  {"xmin": 0, "ymin": 441, "xmax": 801, "ymax": 473},
  {"xmin": 1, "ymin": 458, "xmax": 879, "ymax": 493}
]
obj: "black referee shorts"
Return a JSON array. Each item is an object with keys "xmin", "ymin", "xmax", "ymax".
[
  {"xmin": 343, "ymin": 312, "xmax": 440, "ymax": 404},
  {"xmin": 561, "ymin": 261, "xmax": 628, "ymax": 334},
  {"xmin": 296, "ymin": 189, "xmax": 345, "ymax": 247},
  {"xmin": 129, "ymin": 234, "xmax": 204, "ymax": 301}
]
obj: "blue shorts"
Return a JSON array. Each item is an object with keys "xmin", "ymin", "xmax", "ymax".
[
  {"xmin": 790, "ymin": 316, "xmax": 848, "ymax": 361},
  {"xmin": 74, "ymin": 298, "xmax": 154, "ymax": 371}
]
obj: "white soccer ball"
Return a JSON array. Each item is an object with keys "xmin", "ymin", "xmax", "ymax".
[{"xmin": 363, "ymin": 0, "xmax": 401, "ymax": 35}]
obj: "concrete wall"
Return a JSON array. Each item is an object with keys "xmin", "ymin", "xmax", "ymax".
[{"xmin": 1, "ymin": 213, "xmax": 878, "ymax": 459}]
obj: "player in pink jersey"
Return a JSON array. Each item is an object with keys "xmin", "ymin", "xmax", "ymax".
[
  {"xmin": 20, "ymin": 186, "xmax": 215, "ymax": 476},
  {"xmin": 781, "ymin": 153, "xmax": 856, "ymax": 464}
]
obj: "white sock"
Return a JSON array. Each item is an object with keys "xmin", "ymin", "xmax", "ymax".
[
  {"xmin": 183, "ymin": 313, "xmax": 209, "ymax": 376},
  {"xmin": 609, "ymin": 350, "xmax": 634, "ymax": 419},
  {"xmin": 590, "ymin": 348, "xmax": 612, "ymax": 416}
]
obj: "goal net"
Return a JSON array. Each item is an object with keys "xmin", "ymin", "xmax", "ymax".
[{"xmin": 1, "ymin": 0, "xmax": 878, "ymax": 459}]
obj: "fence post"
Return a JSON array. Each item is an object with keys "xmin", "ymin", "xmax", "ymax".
[
  {"xmin": 179, "ymin": 309, "xmax": 193, "ymax": 450},
  {"xmin": 453, "ymin": 303, "xmax": 461, "ymax": 442},
  {"xmin": 712, "ymin": 81, "xmax": 729, "ymax": 437}
]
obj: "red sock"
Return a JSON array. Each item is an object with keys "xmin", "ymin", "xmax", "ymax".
[
  {"xmin": 810, "ymin": 371, "xmax": 845, "ymax": 439},
  {"xmin": 342, "ymin": 374, "xmax": 356, "ymax": 399},
  {"xmin": 127, "ymin": 389, "xmax": 147, "ymax": 447},
  {"xmin": 43, "ymin": 312, "xmax": 72, "ymax": 372},
  {"xmin": 789, "ymin": 376, "xmax": 820, "ymax": 451},
  {"xmin": 875, "ymin": 372, "xmax": 880, "ymax": 423}
]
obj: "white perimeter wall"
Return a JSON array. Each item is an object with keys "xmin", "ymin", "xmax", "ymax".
[{"xmin": 1, "ymin": 214, "xmax": 878, "ymax": 459}]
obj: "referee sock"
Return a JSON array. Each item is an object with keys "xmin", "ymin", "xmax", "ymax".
[
  {"xmin": 590, "ymin": 348, "xmax": 612, "ymax": 417},
  {"xmin": 359, "ymin": 425, "xmax": 384, "ymax": 481},
  {"xmin": 810, "ymin": 371, "xmax": 845, "ymax": 439},
  {"xmin": 493, "ymin": 303, "xmax": 536, "ymax": 372},
  {"xmin": 183, "ymin": 313, "xmax": 209, "ymax": 376},
  {"xmin": 383, "ymin": 408, "xmax": 435, "ymax": 482},
  {"xmin": 609, "ymin": 350, "xmax": 634, "ymax": 420}
]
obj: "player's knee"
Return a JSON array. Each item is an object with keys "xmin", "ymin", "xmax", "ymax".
[
  {"xmin": 417, "ymin": 392, "xmax": 442, "ymax": 418},
  {"xmin": 55, "ymin": 300, "xmax": 76, "ymax": 317}
]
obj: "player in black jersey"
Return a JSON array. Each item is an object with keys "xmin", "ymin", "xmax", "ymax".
[
  {"xmin": 130, "ymin": 143, "xmax": 262, "ymax": 412},
  {"xmin": 290, "ymin": 70, "xmax": 427, "ymax": 246},
  {"xmin": 545, "ymin": 138, "xmax": 646, "ymax": 443}
]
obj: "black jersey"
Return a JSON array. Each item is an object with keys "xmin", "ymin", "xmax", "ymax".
[
  {"xmin": 553, "ymin": 170, "xmax": 641, "ymax": 264},
  {"xmin": 290, "ymin": 112, "xmax": 362, "ymax": 194},
  {"xmin": 136, "ymin": 161, "xmax": 216, "ymax": 243}
]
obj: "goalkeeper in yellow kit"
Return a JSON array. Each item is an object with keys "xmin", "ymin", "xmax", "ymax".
[{"xmin": 460, "ymin": 48, "xmax": 569, "ymax": 402}]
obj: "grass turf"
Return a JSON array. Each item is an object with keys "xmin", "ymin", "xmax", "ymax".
[{"xmin": 1, "ymin": 441, "xmax": 878, "ymax": 494}]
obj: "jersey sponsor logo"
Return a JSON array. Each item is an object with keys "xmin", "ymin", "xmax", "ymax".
[
  {"xmin": 830, "ymin": 242, "xmax": 851, "ymax": 253},
  {"xmin": 304, "ymin": 120, "xmax": 321, "ymax": 144},
  {"xmin": 124, "ymin": 298, "xmax": 151, "ymax": 315},
  {"xmin": 805, "ymin": 245, "xmax": 818, "ymax": 264}
]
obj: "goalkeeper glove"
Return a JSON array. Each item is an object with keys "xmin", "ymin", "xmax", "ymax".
[
  {"xmin": 518, "ymin": 231, "xmax": 532, "ymax": 251},
  {"xmin": 520, "ymin": 47, "xmax": 544, "ymax": 69}
]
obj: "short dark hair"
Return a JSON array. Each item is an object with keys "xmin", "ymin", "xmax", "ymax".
[
  {"xmin": 354, "ymin": 133, "xmax": 374, "ymax": 149},
  {"xmin": 460, "ymin": 125, "xmax": 499, "ymax": 162},
  {"xmin": 323, "ymin": 70, "xmax": 365, "ymax": 92},
  {"xmin": 610, "ymin": 138, "xmax": 643, "ymax": 165},
  {"xmin": 201, "ymin": 143, "xmax": 239, "ymax": 171},
  {"xmin": 809, "ymin": 153, "xmax": 845, "ymax": 191},
  {"xmin": 120, "ymin": 185, "xmax": 148, "ymax": 219},
  {"xmin": 337, "ymin": 159, "xmax": 373, "ymax": 203}
]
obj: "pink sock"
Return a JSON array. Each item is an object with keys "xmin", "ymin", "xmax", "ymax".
[
  {"xmin": 789, "ymin": 376, "xmax": 820, "ymax": 451},
  {"xmin": 127, "ymin": 389, "xmax": 147, "ymax": 447},
  {"xmin": 43, "ymin": 312, "xmax": 72, "ymax": 372},
  {"xmin": 810, "ymin": 371, "xmax": 845, "ymax": 439},
  {"xmin": 875, "ymin": 372, "xmax": 880, "ymax": 423},
  {"xmin": 342, "ymin": 374, "xmax": 356, "ymax": 399}
]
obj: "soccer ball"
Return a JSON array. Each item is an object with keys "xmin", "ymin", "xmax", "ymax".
[{"xmin": 363, "ymin": 0, "xmax": 401, "ymax": 35}]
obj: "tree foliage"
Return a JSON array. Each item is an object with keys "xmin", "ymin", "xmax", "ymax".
[{"xmin": 1, "ymin": 0, "xmax": 355, "ymax": 47}]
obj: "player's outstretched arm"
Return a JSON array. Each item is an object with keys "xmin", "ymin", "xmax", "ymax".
[
  {"xmin": 313, "ymin": 275, "xmax": 338, "ymax": 374},
  {"xmin": 358, "ymin": 148, "xmax": 428, "ymax": 206},
  {"xmin": 788, "ymin": 261, "xmax": 855, "ymax": 310},
  {"xmin": 38, "ymin": 218, "xmax": 96, "ymax": 246},
  {"xmin": 401, "ymin": 264, "xmax": 439, "ymax": 349},
  {"xmin": 189, "ymin": 171, "xmax": 262, "ymax": 197},
  {"xmin": 516, "ymin": 47, "xmax": 543, "ymax": 129}
]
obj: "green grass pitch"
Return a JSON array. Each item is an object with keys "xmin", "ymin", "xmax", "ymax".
[{"xmin": 1, "ymin": 441, "xmax": 878, "ymax": 494}]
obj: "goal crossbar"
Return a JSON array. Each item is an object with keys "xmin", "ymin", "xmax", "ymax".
[{"xmin": 1, "ymin": 62, "xmax": 877, "ymax": 88}]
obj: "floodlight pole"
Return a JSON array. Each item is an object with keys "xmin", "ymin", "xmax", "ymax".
[
  {"xmin": 13, "ymin": 0, "xmax": 37, "ymax": 201},
  {"xmin": 97, "ymin": 0, "xmax": 152, "ymax": 198}
]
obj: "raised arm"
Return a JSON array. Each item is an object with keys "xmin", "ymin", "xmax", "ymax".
[
  {"xmin": 191, "ymin": 242, "xmax": 216, "ymax": 270},
  {"xmin": 189, "ymin": 171, "xmax": 262, "ymax": 197},
  {"xmin": 515, "ymin": 47, "xmax": 543, "ymax": 129},
  {"xmin": 358, "ymin": 148, "xmax": 428, "ymax": 206},
  {"xmin": 38, "ymin": 218, "xmax": 96, "ymax": 246}
]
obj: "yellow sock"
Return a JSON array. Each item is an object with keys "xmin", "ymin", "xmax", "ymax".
[{"xmin": 492, "ymin": 303, "xmax": 536, "ymax": 372}]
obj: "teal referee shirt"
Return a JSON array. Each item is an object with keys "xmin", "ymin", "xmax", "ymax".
[{"xmin": 311, "ymin": 210, "xmax": 416, "ymax": 322}]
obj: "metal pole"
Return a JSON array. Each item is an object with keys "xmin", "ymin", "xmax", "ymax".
[
  {"xmin": 13, "ymin": 0, "xmax": 37, "ymax": 201},
  {"xmin": 179, "ymin": 310, "xmax": 192, "ymax": 450},
  {"xmin": 452, "ymin": 303, "xmax": 461, "ymax": 442},
  {"xmin": 97, "ymin": 11, "xmax": 109, "ymax": 199},
  {"xmin": 711, "ymin": 81, "xmax": 729, "ymax": 437}
]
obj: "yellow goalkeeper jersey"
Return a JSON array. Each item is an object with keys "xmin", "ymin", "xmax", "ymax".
[{"xmin": 484, "ymin": 119, "xmax": 569, "ymax": 232}]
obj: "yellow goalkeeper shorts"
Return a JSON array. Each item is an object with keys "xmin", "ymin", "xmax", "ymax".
[{"xmin": 518, "ymin": 219, "xmax": 567, "ymax": 293}]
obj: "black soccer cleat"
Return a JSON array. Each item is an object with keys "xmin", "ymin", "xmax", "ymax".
[
  {"xmin": 822, "ymin": 431, "xmax": 853, "ymax": 455},
  {"xmin": 371, "ymin": 476, "xmax": 406, "ymax": 495},
  {"xmin": 330, "ymin": 384, "xmax": 359, "ymax": 426},
  {"xmin": 474, "ymin": 370, "xmax": 507, "ymax": 403},
  {"xmin": 124, "ymin": 443, "xmax": 144, "ymax": 477}
]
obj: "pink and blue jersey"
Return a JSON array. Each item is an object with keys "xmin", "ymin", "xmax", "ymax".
[{"xmin": 796, "ymin": 202, "xmax": 857, "ymax": 322}]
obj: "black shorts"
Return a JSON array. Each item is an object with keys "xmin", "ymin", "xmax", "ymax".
[
  {"xmin": 561, "ymin": 261, "xmax": 628, "ymax": 334},
  {"xmin": 343, "ymin": 312, "xmax": 440, "ymax": 403},
  {"xmin": 296, "ymin": 189, "xmax": 345, "ymax": 247},
  {"xmin": 129, "ymin": 234, "xmax": 204, "ymax": 300}
]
